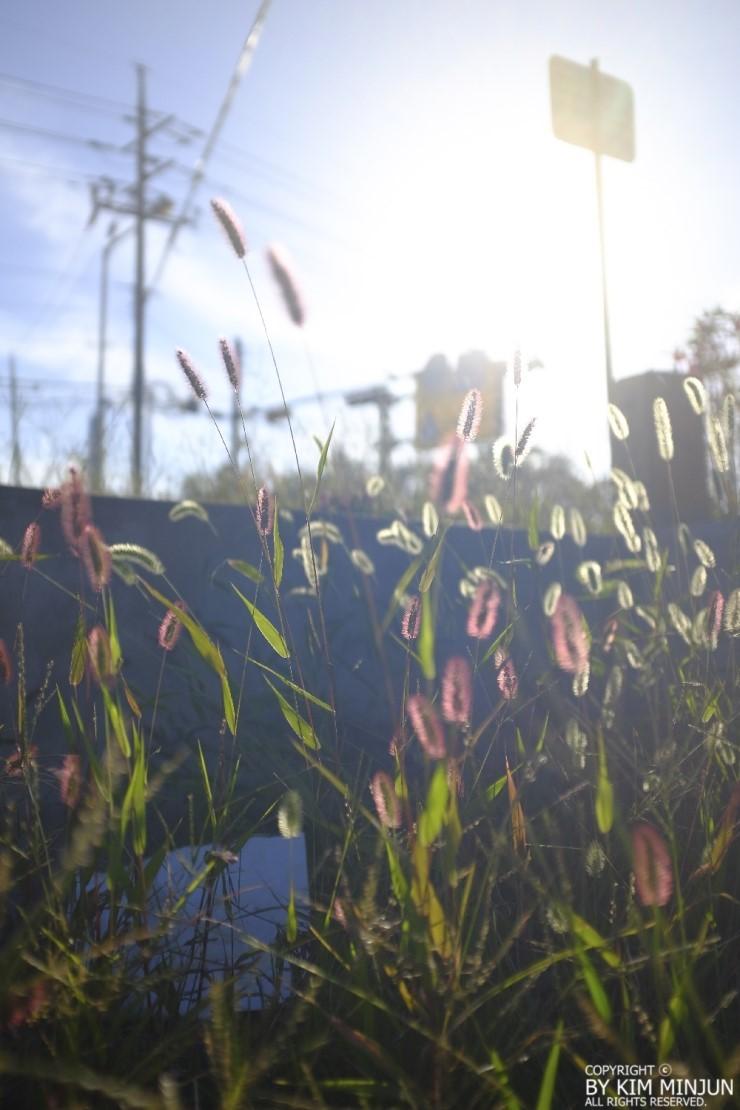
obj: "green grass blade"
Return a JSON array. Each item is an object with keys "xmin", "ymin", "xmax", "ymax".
[
  {"xmin": 266, "ymin": 678, "xmax": 321, "ymax": 749},
  {"xmin": 232, "ymin": 584, "xmax": 289, "ymax": 658},
  {"xmin": 536, "ymin": 1021, "xmax": 563, "ymax": 1110}
]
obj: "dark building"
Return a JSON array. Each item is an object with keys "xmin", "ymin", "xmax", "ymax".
[{"xmin": 611, "ymin": 370, "xmax": 708, "ymax": 523}]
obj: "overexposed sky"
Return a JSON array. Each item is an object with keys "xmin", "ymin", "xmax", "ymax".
[{"xmin": 1, "ymin": 0, "xmax": 738, "ymax": 492}]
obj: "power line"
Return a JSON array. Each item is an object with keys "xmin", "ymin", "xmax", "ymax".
[
  {"xmin": 0, "ymin": 115, "xmax": 128, "ymax": 155},
  {"xmin": 0, "ymin": 14, "xmax": 133, "ymax": 74},
  {"xmin": 0, "ymin": 70, "xmax": 133, "ymax": 116},
  {"xmin": 10, "ymin": 227, "xmax": 96, "ymax": 348},
  {"xmin": 168, "ymin": 163, "xmax": 359, "ymax": 252},
  {"xmin": 211, "ymin": 140, "xmax": 349, "ymax": 210},
  {"xmin": 0, "ymin": 153, "xmax": 129, "ymax": 187}
]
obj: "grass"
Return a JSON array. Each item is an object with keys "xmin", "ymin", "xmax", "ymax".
[{"xmin": 0, "ymin": 202, "xmax": 738, "ymax": 1108}]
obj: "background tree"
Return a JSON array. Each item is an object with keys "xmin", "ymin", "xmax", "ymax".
[
  {"xmin": 678, "ymin": 306, "xmax": 739, "ymax": 512},
  {"xmin": 182, "ymin": 442, "xmax": 614, "ymax": 533},
  {"xmin": 683, "ymin": 305, "xmax": 740, "ymax": 398}
]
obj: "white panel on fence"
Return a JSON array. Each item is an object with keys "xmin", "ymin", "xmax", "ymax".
[{"xmin": 88, "ymin": 835, "xmax": 309, "ymax": 1014}]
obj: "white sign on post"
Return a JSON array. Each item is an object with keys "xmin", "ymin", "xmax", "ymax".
[{"xmin": 549, "ymin": 55, "xmax": 635, "ymax": 163}]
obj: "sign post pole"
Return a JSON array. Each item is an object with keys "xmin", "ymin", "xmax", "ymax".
[
  {"xmin": 549, "ymin": 54, "xmax": 634, "ymax": 462},
  {"xmin": 591, "ymin": 58, "xmax": 614, "ymax": 399}
]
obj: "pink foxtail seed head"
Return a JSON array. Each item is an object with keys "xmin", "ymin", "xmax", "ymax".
[
  {"xmin": 550, "ymin": 593, "xmax": 589, "ymax": 675},
  {"xmin": 467, "ymin": 580, "xmax": 500, "ymax": 640},
  {"xmin": 60, "ymin": 466, "xmax": 91, "ymax": 554},
  {"xmin": 407, "ymin": 694, "xmax": 446, "ymax": 759},
  {"xmin": 441, "ymin": 656, "xmax": 473, "ymax": 724},
  {"xmin": 218, "ymin": 337, "xmax": 241, "ymax": 390},
  {"xmin": 158, "ymin": 602, "xmax": 185, "ymax": 652},
  {"xmin": 369, "ymin": 770, "xmax": 401, "ymax": 829},
  {"xmin": 266, "ymin": 244, "xmax": 306, "ymax": 327},
  {"xmin": 401, "ymin": 595, "xmax": 421, "ymax": 641},
  {"xmin": 21, "ymin": 522, "xmax": 40, "ymax": 569},
  {"xmin": 80, "ymin": 524, "xmax": 111, "ymax": 592},
  {"xmin": 255, "ymin": 488, "xmax": 274, "ymax": 536},
  {"xmin": 631, "ymin": 822, "xmax": 673, "ymax": 907},
  {"xmin": 210, "ymin": 197, "xmax": 247, "ymax": 258},
  {"xmin": 175, "ymin": 348, "xmax": 207, "ymax": 401}
]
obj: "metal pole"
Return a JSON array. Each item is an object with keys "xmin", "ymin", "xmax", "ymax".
[
  {"xmin": 9, "ymin": 355, "xmax": 21, "ymax": 486},
  {"xmin": 378, "ymin": 396, "xmax": 393, "ymax": 479},
  {"xmin": 131, "ymin": 64, "xmax": 147, "ymax": 497},
  {"xmin": 594, "ymin": 151, "xmax": 614, "ymax": 397},
  {"xmin": 591, "ymin": 59, "xmax": 614, "ymax": 401},
  {"xmin": 90, "ymin": 224, "xmax": 114, "ymax": 491}
]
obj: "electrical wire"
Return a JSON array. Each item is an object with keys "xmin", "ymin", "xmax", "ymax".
[{"xmin": 0, "ymin": 116, "xmax": 125, "ymax": 155}]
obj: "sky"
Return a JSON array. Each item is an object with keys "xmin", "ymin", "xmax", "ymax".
[{"xmin": 1, "ymin": 0, "xmax": 739, "ymax": 496}]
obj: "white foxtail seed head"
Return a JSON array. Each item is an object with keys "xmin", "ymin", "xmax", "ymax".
[
  {"xmin": 351, "ymin": 548, "xmax": 375, "ymax": 575},
  {"xmin": 366, "ymin": 475, "xmax": 385, "ymax": 497},
  {"xmin": 572, "ymin": 665, "xmax": 590, "ymax": 697},
  {"xmin": 616, "ymin": 581, "xmax": 633, "ymax": 609},
  {"xmin": 667, "ymin": 602, "xmax": 692, "ymax": 644},
  {"xmin": 109, "ymin": 543, "xmax": 165, "ymax": 576},
  {"xmin": 653, "ymin": 397, "xmax": 674, "ymax": 461},
  {"xmin": 693, "ymin": 538, "xmax": 716, "ymax": 568},
  {"xmin": 422, "ymin": 500, "xmax": 439, "ymax": 538},
  {"xmin": 277, "ymin": 790, "xmax": 303, "ymax": 838},
  {"xmin": 690, "ymin": 564, "xmax": 707, "ymax": 597},
  {"xmin": 692, "ymin": 608, "xmax": 713, "ymax": 650},
  {"xmin": 683, "ymin": 376, "xmax": 707, "ymax": 415},
  {"xmin": 569, "ymin": 507, "xmax": 587, "ymax": 547},
  {"xmin": 536, "ymin": 541, "xmax": 555, "ymax": 566},
  {"xmin": 722, "ymin": 393, "xmax": 735, "ymax": 444},
  {"xmin": 550, "ymin": 504, "xmax": 565, "ymax": 540},
  {"xmin": 543, "ymin": 581, "xmax": 562, "ymax": 617},
  {"xmin": 633, "ymin": 481, "xmax": 650, "ymax": 511},
  {"xmin": 576, "ymin": 560, "xmax": 602, "ymax": 595},
  {"xmin": 707, "ymin": 414, "xmax": 729, "ymax": 473},
  {"xmin": 614, "ymin": 502, "xmax": 638, "ymax": 550},
  {"xmin": 611, "ymin": 468, "xmax": 638, "ymax": 510},
  {"xmin": 607, "ymin": 403, "xmax": 630, "ymax": 440},
  {"xmin": 635, "ymin": 605, "xmax": 657, "ymax": 629},
  {"xmin": 484, "ymin": 494, "xmax": 503, "ymax": 524},
  {"xmin": 377, "ymin": 520, "xmax": 423, "ymax": 556},
  {"xmin": 643, "ymin": 528, "xmax": 660, "ymax": 573},
  {"xmin": 457, "ymin": 388, "xmax": 483, "ymax": 443},
  {"xmin": 565, "ymin": 720, "xmax": 588, "ymax": 769},
  {"xmin": 492, "ymin": 437, "xmax": 515, "ymax": 480}
]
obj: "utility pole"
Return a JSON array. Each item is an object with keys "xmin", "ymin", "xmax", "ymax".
[
  {"xmin": 89, "ymin": 68, "xmax": 191, "ymax": 497},
  {"xmin": 132, "ymin": 63, "xmax": 147, "ymax": 498},
  {"xmin": 9, "ymin": 355, "xmax": 22, "ymax": 486},
  {"xmin": 89, "ymin": 221, "xmax": 133, "ymax": 492},
  {"xmin": 345, "ymin": 385, "xmax": 398, "ymax": 479}
]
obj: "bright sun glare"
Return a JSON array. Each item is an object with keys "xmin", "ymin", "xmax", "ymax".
[{"xmin": 344, "ymin": 100, "xmax": 638, "ymax": 475}]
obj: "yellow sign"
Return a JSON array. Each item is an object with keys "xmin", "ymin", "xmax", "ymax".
[
  {"xmin": 550, "ymin": 56, "xmax": 635, "ymax": 163},
  {"xmin": 415, "ymin": 353, "xmax": 504, "ymax": 449}
]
